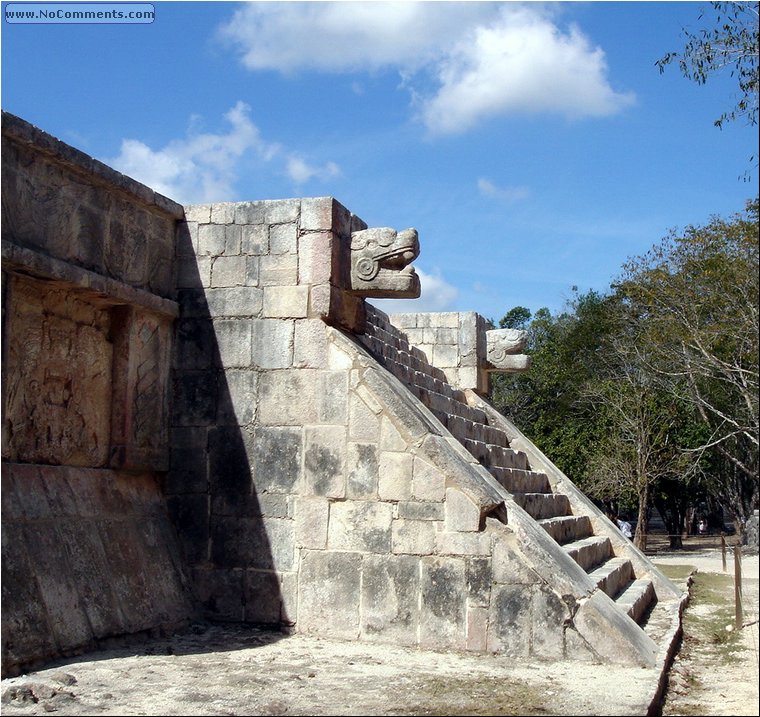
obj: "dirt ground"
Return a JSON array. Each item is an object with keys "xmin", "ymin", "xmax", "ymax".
[{"xmin": 1, "ymin": 543, "xmax": 757, "ymax": 717}]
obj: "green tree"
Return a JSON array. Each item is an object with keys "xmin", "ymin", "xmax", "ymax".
[
  {"xmin": 656, "ymin": 1, "xmax": 759, "ymax": 130},
  {"xmin": 615, "ymin": 199, "xmax": 759, "ymax": 537}
]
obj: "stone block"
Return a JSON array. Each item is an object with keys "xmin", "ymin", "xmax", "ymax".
[
  {"xmin": 264, "ymin": 199, "xmax": 300, "ymax": 224},
  {"xmin": 241, "ymin": 224, "xmax": 268, "ymax": 254},
  {"xmin": 436, "ymin": 531, "xmax": 492, "ymax": 557},
  {"xmin": 487, "ymin": 583, "xmax": 534, "ymax": 656},
  {"xmin": 244, "ymin": 570, "xmax": 281, "ymax": 624},
  {"xmin": 328, "ymin": 501, "xmax": 393, "ymax": 553},
  {"xmin": 491, "ymin": 533, "xmax": 543, "ymax": 585},
  {"xmin": 529, "ymin": 589, "xmax": 568, "ymax": 660},
  {"xmin": 419, "ymin": 556, "xmax": 467, "ymax": 651},
  {"xmin": 205, "ymin": 286, "xmax": 263, "ymax": 318},
  {"xmin": 269, "ymin": 222, "xmax": 298, "ymax": 254},
  {"xmin": 327, "ymin": 339, "xmax": 354, "ymax": 370},
  {"xmin": 234, "ymin": 201, "xmax": 266, "ymax": 225},
  {"xmin": 260, "ymin": 254, "xmax": 298, "ymax": 287},
  {"xmin": 210, "ymin": 202, "xmax": 236, "ymax": 225},
  {"xmin": 198, "ymin": 223, "xmax": 227, "ymax": 256},
  {"xmin": 299, "ymin": 196, "xmax": 335, "ymax": 231},
  {"xmin": 348, "ymin": 393, "xmax": 381, "ymax": 441},
  {"xmin": 379, "ymin": 416, "xmax": 407, "ymax": 451},
  {"xmin": 174, "ymin": 318, "xmax": 214, "ymax": 370},
  {"xmin": 297, "ymin": 550, "xmax": 361, "ymax": 639},
  {"xmin": 1, "ymin": 523, "xmax": 58, "ymax": 669},
  {"xmin": 166, "ymin": 493, "xmax": 209, "ymax": 564},
  {"xmin": 347, "ymin": 442, "xmax": 378, "ymax": 499},
  {"xmin": 165, "ymin": 426, "xmax": 209, "ymax": 494},
  {"xmin": 378, "ymin": 452, "xmax": 413, "ymax": 501},
  {"xmin": 467, "ymin": 556, "xmax": 492, "ymax": 607},
  {"xmin": 210, "ymin": 515, "xmax": 277, "ymax": 570},
  {"xmin": 211, "ymin": 255, "xmax": 247, "ymax": 287},
  {"xmin": 360, "ymin": 554, "xmax": 420, "ymax": 643},
  {"xmin": 293, "ymin": 319, "xmax": 329, "ymax": 368},
  {"xmin": 213, "ymin": 319, "xmax": 253, "ymax": 368},
  {"xmin": 251, "ymin": 318, "xmax": 294, "ymax": 369},
  {"xmin": 392, "ymin": 518, "xmax": 436, "ymax": 555},
  {"xmin": 208, "ymin": 425, "xmax": 256, "ymax": 499},
  {"xmin": 224, "ymin": 224, "xmax": 242, "ymax": 254},
  {"xmin": 445, "ymin": 488, "xmax": 481, "ymax": 532},
  {"xmin": 305, "ymin": 425, "xmax": 346, "ymax": 498},
  {"xmin": 252, "ymin": 426, "xmax": 303, "ymax": 494},
  {"xmin": 397, "ymin": 501, "xmax": 444, "ymax": 521},
  {"xmin": 263, "ymin": 517, "xmax": 296, "ymax": 572},
  {"xmin": 280, "ymin": 571, "xmax": 298, "ymax": 625},
  {"xmin": 466, "ymin": 605, "xmax": 489, "ymax": 652},
  {"xmin": 262, "ymin": 286, "xmax": 309, "ymax": 318},
  {"xmin": 317, "ymin": 370, "xmax": 348, "ymax": 424},
  {"xmin": 184, "ymin": 204, "xmax": 211, "ymax": 223},
  {"xmin": 258, "ymin": 370, "xmax": 319, "ymax": 425},
  {"xmin": 295, "ymin": 496, "xmax": 330, "ymax": 549},
  {"xmin": 217, "ymin": 369, "xmax": 258, "ymax": 426},
  {"xmin": 172, "ymin": 371, "xmax": 218, "ymax": 426},
  {"xmin": 257, "ymin": 493, "xmax": 290, "ymax": 518},
  {"xmin": 193, "ymin": 566, "xmax": 244, "ymax": 621},
  {"xmin": 246, "ymin": 256, "xmax": 260, "ymax": 286},
  {"xmin": 298, "ymin": 231, "xmax": 332, "ymax": 285}
]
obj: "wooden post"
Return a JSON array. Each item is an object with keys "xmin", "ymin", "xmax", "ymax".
[
  {"xmin": 721, "ymin": 533, "xmax": 727, "ymax": 572},
  {"xmin": 734, "ymin": 545, "xmax": 743, "ymax": 630}
]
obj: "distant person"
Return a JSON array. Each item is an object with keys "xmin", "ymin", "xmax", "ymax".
[
  {"xmin": 616, "ymin": 515, "xmax": 633, "ymax": 539},
  {"xmin": 698, "ymin": 519, "xmax": 707, "ymax": 535}
]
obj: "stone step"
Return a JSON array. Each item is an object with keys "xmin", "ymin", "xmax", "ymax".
[
  {"xmin": 486, "ymin": 444, "xmax": 529, "ymax": 470},
  {"xmin": 588, "ymin": 557, "xmax": 635, "ymax": 599},
  {"xmin": 511, "ymin": 492, "xmax": 571, "ymax": 520},
  {"xmin": 562, "ymin": 535, "xmax": 612, "ymax": 572},
  {"xmin": 616, "ymin": 578, "xmax": 657, "ymax": 624},
  {"xmin": 491, "ymin": 467, "xmax": 551, "ymax": 494},
  {"xmin": 539, "ymin": 515, "xmax": 594, "ymax": 545}
]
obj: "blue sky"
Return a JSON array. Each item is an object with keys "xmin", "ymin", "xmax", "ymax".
[{"xmin": 2, "ymin": 1, "xmax": 758, "ymax": 321}]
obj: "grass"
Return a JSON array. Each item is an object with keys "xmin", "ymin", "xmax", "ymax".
[{"xmin": 683, "ymin": 572, "xmax": 742, "ymax": 662}]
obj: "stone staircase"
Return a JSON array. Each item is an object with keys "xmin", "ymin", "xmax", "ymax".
[{"xmin": 359, "ymin": 304, "xmax": 677, "ymax": 644}]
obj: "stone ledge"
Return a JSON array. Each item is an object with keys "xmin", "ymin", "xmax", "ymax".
[
  {"xmin": 1, "ymin": 111, "xmax": 184, "ymax": 219},
  {"xmin": 2, "ymin": 241, "xmax": 180, "ymax": 318}
]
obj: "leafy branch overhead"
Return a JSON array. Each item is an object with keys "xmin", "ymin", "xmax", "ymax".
[{"xmin": 656, "ymin": 1, "xmax": 759, "ymax": 129}]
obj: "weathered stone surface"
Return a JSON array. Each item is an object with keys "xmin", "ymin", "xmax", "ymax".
[
  {"xmin": 304, "ymin": 426, "xmax": 346, "ymax": 498},
  {"xmin": 347, "ymin": 442, "xmax": 379, "ymax": 499},
  {"xmin": 347, "ymin": 228, "xmax": 420, "ymax": 298},
  {"xmin": 258, "ymin": 370, "xmax": 319, "ymax": 425},
  {"xmin": 328, "ymin": 501, "xmax": 393, "ymax": 553},
  {"xmin": 298, "ymin": 551, "xmax": 361, "ymax": 639},
  {"xmin": 378, "ymin": 452, "xmax": 413, "ymax": 501},
  {"xmin": 419, "ymin": 557, "xmax": 467, "ymax": 650},
  {"xmin": 251, "ymin": 319, "xmax": 294, "ymax": 369},
  {"xmin": 392, "ymin": 518, "xmax": 436, "ymax": 555},
  {"xmin": 244, "ymin": 570, "xmax": 282, "ymax": 624},
  {"xmin": 295, "ymin": 497, "xmax": 330, "ymax": 549},
  {"xmin": 252, "ymin": 427, "xmax": 303, "ymax": 494},
  {"xmin": 360, "ymin": 554, "xmax": 420, "ymax": 642},
  {"xmin": 3, "ymin": 276, "xmax": 112, "ymax": 466}
]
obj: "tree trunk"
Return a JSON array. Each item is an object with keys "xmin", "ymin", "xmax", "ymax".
[{"xmin": 634, "ymin": 483, "xmax": 649, "ymax": 552}]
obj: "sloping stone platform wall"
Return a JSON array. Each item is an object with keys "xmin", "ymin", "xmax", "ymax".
[{"xmin": 1, "ymin": 113, "xmax": 195, "ymax": 676}]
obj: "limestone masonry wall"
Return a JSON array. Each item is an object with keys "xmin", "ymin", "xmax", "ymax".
[{"xmin": 2, "ymin": 112, "xmax": 684, "ymax": 679}]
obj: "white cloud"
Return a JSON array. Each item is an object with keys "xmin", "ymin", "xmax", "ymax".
[
  {"xmin": 371, "ymin": 267, "xmax": 459, "ymax": 313},
  {"xmin": 109, "ymin": 102, "xmax": 341, "ymax": 203},
  {"xmin": 478, "ymin": 178, "xmax": 530, "ymax": 203},
  {"xmin": 420, "ymin": 7, "xmax": 635, "ymax": 134},
  {"xmin": 217, "ymin": 2, "xmax": 486, "ymax": 74},
  {"xmin": 217, "ymin": 3, "xmax": 634, "ymax": 135},
  {"xmin": 287, "ymin": 157, "xmax": 341, "ymax": 185}
]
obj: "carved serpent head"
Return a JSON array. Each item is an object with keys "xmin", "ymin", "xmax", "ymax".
[{"xmin": 349, "ymin": 227, "xmax": 421, "ymax": 298}]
